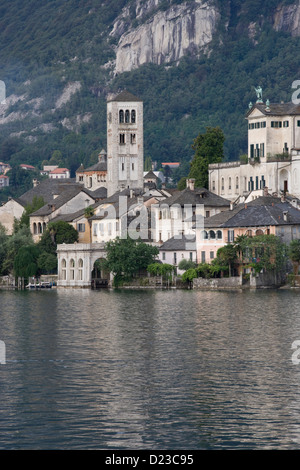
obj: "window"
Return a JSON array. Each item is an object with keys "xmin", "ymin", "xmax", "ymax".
[
  {"xmin": 206, "ymin": 210, "xmax": 210, "ymax": 218},
  {"xmin": 228, "ymin": 177, "xmax": 231, "ymax": 190},
  {"xmin": 189, "ymin": 252, "xmax": 193, "ymax": 261},
  {"xmin": 283, "ymin": 121, "xmax": 289, "ymax": 127},
  {"xmin": 119, "ymin": 133, "xmax": 125, "ymax": 144},
  {"xmin": 298, "ymin": 120, "xmax": 300, "ymax": 127},
  {"xmin": 221, "ymin": 178, "xmax": 224, "ymax": 192},
  {"xmin": 61, "ymin": 258, "xmax": 67, "ymax": 280},
  {"xmin": 236, "ymin": 176, "xmax": 239, "ymax": 190},
  {"xmin": 119, "ymin": 110, "xmax": 124, "ymax": 123},
  {"xmin": 122, "ymin": 163, "xmax": 125, "ymax": 171},
  {"xmin": 130, "ymin": 133, "xmax": 136, "ymax": 144},
  {"xmin": 162, "ymin": 252, "xmax": 166, "ymax": 260},
  {"xmin": 131, "ymin": 110, "xmax": 136, "ymax": 123},
  {"xmin": 256, "ymin": 176, "xmax": 259, "ymax": 190},
  {"xmin": 125, "ymin": 110, "xmax": 130, "ymax": 123},
  {"xmin": 260, "ymin": 143, "xmax": 265, "ymax": 157},
  {"xmin": 271, "ymin": 121, "xmax": 282, "ymax": 128},
  {"xmin": 212, "ymin": 180, "xmax": 215, "ymax": 191},
  {"xmin": 201, "ymin": 251, "xmax": 206, "ymax": 263},
  {"xmin": 70, "ymin": 259, "xmax": 75, "ymax": 280},
  {"xmin": 209, "ymin": 230, "xmax": 215, "ymax": 239},
  {"xmin": 77, "ymin": 223, "xmax": 85, "ymax": 232},
  {"xmin": 174, "ymin": 253, "xmax": 177, "ymax": 264},
  {"xmin": 250, "ymin": 144, "xmax": 254, "ymax": 159},
  {"xmin": 108, "ymin": 223, "xmax": 112, "ymax": 236},
  {"xmin": 210, "ymin": 251, "xmax": 214, "ymax": 259},
  {"xmin": 261, "ymin": 121, "xmax": 266, "ymax": 128},
  {"xmin": 228, "ymin": 230, "xmax": 234, "ymax": 242},
  {"xmin": 216, "ymin": 230, "xmax": 222, "ymax": 239},
  {"xmin": 78, "ymin": 259, "xmax": 83, "ymax": 281},
  {"xmin": 132, "ymin": 163, "xmax": 134, "ymax": 171},
  {"xmin": 93, "ymin": 223, "xmax": 98, "ymax": 236}
]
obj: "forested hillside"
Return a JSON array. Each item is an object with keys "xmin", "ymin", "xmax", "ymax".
[{"xmin": 0, "ymin": 0, "xmax": 299, "ymax": 198}]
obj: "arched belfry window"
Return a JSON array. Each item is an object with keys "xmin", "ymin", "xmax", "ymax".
[
  {"xmin": 119, "ymin": 110, "xmax": 124, "ymax": 123},
  {"xmin": 131, "ymin": 110, "xmax": 136, "ymax": 123},
  {"xmin": 125, "ymin": 110, "xmax": 130, "ymax": 123}
]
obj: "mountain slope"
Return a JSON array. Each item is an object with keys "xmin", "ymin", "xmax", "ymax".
[{"xmin": 0, "ymin": 0, "xmax": 299, "ymax": 197}]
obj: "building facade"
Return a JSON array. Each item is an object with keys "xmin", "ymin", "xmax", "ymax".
[
  {"xmin": 209, "ymin": 100, "xmax": 300, "ymax": 201},
  {"xmin": 106, "ymin": 90, "xmax": 144, "ymax": 197}
]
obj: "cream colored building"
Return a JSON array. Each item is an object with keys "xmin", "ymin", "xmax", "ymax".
[{"xmin": 209, "ymin": 100, "xmax": 300, "ymax": 201}]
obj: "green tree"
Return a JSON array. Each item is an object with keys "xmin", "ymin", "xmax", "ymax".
[
  {"xmin": 38, "ymin": 221, "xmax": 79, "ymax": 255},
  {"xmin": 84, "ymin": 205, "xmax": 95, "ymax": 218},
  {"xmin": 144, "ymin": 155, "xmax": 152, "ymax": 172},
  {"xmin": 178, "ymin": 259, "xmax": 197, "ymax": 271},
  {"xmin": 216, "ymin": 244, "xmax": 238, "ymax": 277},
  {"xmin": 0, "ymin": 223, "xmax": 8, "ymax": 275},
  {"xmin": 104, "ymin": 236, "xmax": 159, "ymax": 286},
  {"xmin": 189, "ymin": 127, "xmax": 225, "ymax": 188},
  {"xmin": 2, "ymin": 225, "xmax": 34, "ymax": 274},
  {"xmin": 288, "ymin": 239, "xmax": 300, "ymax": 274},
  {"xmin": 14, "ymin": 244, "xmax": 41, "ymax": 279}
]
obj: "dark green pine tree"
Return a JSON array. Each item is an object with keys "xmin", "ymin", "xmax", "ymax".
[{"xmin": 188, "ymin": 127, "xmax": 225, "ymax": 189}]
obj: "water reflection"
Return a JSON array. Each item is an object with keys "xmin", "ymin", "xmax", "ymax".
[{"xmin": 1, "ymin": 288, "xmax": 300, "ymax": 449}]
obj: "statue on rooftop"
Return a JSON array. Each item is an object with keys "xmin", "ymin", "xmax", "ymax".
[{"xmin": 254, "ymin": 86, "xmax": 263, "ymax": 103}]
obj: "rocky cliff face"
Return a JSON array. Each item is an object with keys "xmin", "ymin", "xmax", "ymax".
[
  {"xmin": 111, "ymin": 0, "xmax": 220, "ymax": 73},
  {"xmin": 273, "ymin": 0, "xmax": 300, "ymax": 36}
]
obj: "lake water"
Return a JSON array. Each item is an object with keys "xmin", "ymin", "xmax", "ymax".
[{"xmin": 1, "ymin": 287, "xmax": 300, "ymax": 450}]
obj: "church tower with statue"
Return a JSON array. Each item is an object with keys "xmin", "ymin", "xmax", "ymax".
[{"xmin": 106, "ymin": 90, "xmax": 144, "ymax": 197}]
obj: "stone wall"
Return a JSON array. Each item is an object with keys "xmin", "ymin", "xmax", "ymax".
[{"xmin": 193, "ymin": 276, "xmax": 242, "ymax": 289}]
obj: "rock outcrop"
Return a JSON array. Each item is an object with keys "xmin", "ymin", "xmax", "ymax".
[
  {"xmin": 273, "ymin": 1, "xmax": 300, "ymax": 36},
  {"xmin": 111, "ymin": 1, "xmax": 220, "ymax": 73}
]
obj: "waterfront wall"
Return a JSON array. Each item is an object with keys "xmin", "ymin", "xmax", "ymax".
[{"xmin": 193, "ymin": 276, "xmax": 242, "ymax": 289}]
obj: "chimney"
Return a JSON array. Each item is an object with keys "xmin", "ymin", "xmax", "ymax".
[
  {"xmin": 186, "ymin": 178, "xmax": 195, "ymax": 191},
  {"xmin": 230, "ymin": 201, "xmax": 234, "ymax": 210},
  {"xmin": 281, "ymin": 194, "xmax": 286, "ymax": 203},
  {"xmin": 130, "ymin": 189, "xmax": 134, "ymax": 199},
  {"xmin": 283, "ymin": 211, "xmax": 288, "ymax": 222}
]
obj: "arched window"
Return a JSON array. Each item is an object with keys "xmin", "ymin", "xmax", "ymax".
[
  {"xmin": 43, "ymin": 222, "xmax": 46, "ymax": 232},
  {"xmin": 119, "ymin": 110, "xmax": 124, "ymax": 123},
  {"xmin": 216, "ymin": 230, "xmax": 222, "ymax": 239},
  {"xmin": 38, "ymin": 222, "xmax": 42, "ymax": 234},
  {"xmin": 256, "ymin": 229, "xmax": 264, "ymax": 236},
  {"xmin": 201, "ymin": 230, "xmax": 208, "ymax": 240},
  {"xmin": 209, "ymin": 230, "xmax": 216, "ymax": 239},
  {"xmin": 33, "ymin": 223, "xmax": 37, "ymax": 234},
  {"xmin": 70, "ymin": 259, "xmax": 75, "ymax": 280},
  {"xmin": 61, "ymin": 259, "xmax": 67, "ymax": 280},
  {"xmin": 125, "ymin": 110, "xmax": 130, "ymax": 123},
  {"xmin": 78, "ymin": 258, "xmax": 83, "ymax": 281},
  {"xmin": 131, "ymin": 110, "xmax": 136, "ymax": 123},
  {"xmin": 228, "ymin": 177, "xmax": 232, "ymax": 191}
]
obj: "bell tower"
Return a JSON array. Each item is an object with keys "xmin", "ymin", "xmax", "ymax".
[{"xmin": 107, "ymin": 90, "xmax": 144, "ymax": 197}]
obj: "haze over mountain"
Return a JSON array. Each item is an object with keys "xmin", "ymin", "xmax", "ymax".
[{"xmin": 0, "ymin": 0, "xmax": 299, "ymax": 189}]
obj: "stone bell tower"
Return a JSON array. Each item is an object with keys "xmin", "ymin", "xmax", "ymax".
[{"xmin": 106, "ymin": 90, "xmax": 144, "ymax": 197}]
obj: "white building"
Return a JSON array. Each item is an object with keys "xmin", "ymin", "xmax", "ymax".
[{"xmin": 209, "ymin": 98, "xmax": 300, "ymax": 201}]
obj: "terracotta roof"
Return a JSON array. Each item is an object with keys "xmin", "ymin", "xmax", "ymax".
[{"xmin": 49, "ymin": 168, "xmax": 69, "ymax": 174}]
